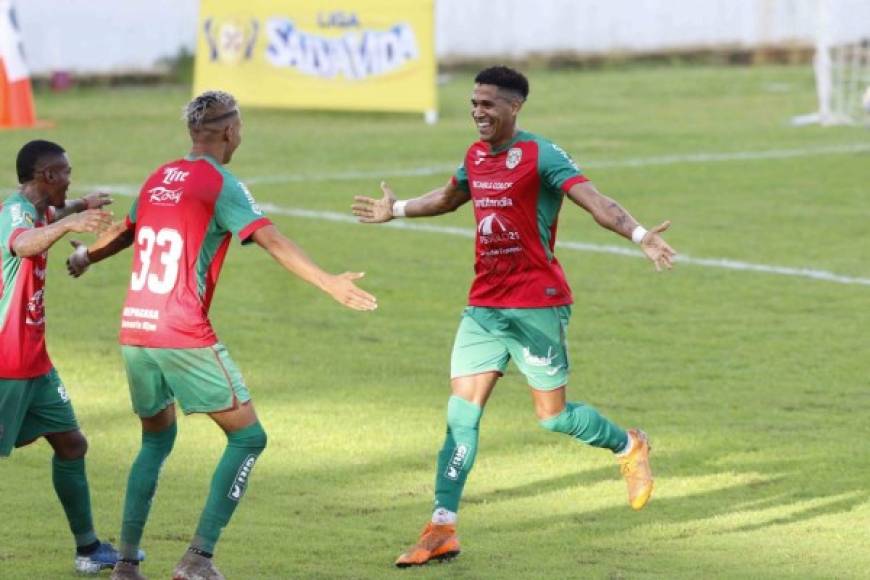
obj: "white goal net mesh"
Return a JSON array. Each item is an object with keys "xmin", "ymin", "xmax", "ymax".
[{"xmin": 794, "ymin": 0, "xmax": 870, "ymax": 126}]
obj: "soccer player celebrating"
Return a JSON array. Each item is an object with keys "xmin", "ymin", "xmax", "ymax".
[
  {"xmin": 352, "ymin": 66, "xmax": 675, "ymax": 567},
  {"xmin": 66, "ymin": 91, "xmax": 378, "ymax": 580},
  {"xmin": 0, "ymin": 140, "xmax": 129, "ymax": 573}
]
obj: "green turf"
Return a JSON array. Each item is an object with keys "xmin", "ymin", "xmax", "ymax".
[{"xmin": 0, "ymin": 65, "xmax": 868, "ymax": 579}]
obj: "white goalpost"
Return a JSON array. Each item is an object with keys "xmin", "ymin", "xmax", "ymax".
[{"xmin": 792, "ymin": 0, "xmax": 870, "ymax": 126}]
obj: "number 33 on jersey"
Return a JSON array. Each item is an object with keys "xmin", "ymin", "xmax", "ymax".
[{"xmin": 120, "ymin": 155, "xmax": 271, "ymax": 349}]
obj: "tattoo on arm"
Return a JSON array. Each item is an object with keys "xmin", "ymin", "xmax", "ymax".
[{"xmin": 607, "ymin": 201, "xmax": 631, "ymax": 236}]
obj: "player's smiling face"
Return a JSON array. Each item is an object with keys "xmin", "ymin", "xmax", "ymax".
[{"xmin": 471, "ymin": 84, "xmax": 521, "ymax": 149}]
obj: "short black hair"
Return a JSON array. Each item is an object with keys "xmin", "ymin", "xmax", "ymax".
[
  {"xmin": 16, "ymin": 140, "xmax": 66, "ymax": 184},
  {"xmin": 474, "ymin": 66, "xmax": 529, "ymax": 101}
]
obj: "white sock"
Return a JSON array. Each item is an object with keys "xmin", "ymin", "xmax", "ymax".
[
  {"xmin": 616, "ymin": 432, "xmax": 635, "ymax": 457},
  {"xmin": 431, "ymin": 507, "xmax": 457, "ymax": 525}
]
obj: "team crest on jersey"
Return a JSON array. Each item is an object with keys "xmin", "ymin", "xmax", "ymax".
[{"xmin": 506, "ymin": 147, "xmax": 522, "ymax": 169}]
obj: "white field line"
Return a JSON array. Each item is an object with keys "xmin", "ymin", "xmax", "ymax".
[
  {"xmin": 241, "ymin": 142, "xmax": 870, "ymax": 184},
  {"xmin": 85, "ymin": 187, "xmax": 870, "ymax": 287},
  {"xmin": 82, "ymin": 142, "xmax": 870, "ymax": 193}
]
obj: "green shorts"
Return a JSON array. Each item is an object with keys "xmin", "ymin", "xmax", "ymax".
[
  {"xmin": 121, "ymin": 343, "xmax": 251, "ymax": 418},
  {"xmin": 450, "ymin": 306, "xmax": 571, "ymax": 390},
  {"xmin": 0, "ymin": 368, "xmax": 79, "ymax": 457}
]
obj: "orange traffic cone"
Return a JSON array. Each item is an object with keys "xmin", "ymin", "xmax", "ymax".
[{"xmin": 0, "ymin": 0, "xmax": 39, "ymax": 129}]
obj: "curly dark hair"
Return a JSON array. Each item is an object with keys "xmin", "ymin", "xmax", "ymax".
[{"xmin": 474, "ymin": 66, "xmax": 529, "ymax": 101}]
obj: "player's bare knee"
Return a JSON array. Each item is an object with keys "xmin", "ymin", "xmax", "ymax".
[{"xmin": 47, "ymin": 429, "xmax": 88, "ymax": 460}]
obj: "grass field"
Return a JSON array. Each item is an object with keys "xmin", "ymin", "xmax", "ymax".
[{"xmin": 0, "ymin": 64, "xmax": 868, "ymax": 579}]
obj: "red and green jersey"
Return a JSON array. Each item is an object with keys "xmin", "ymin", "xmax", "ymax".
[
  {"xmin": 119, "ymin": 155, "xmax": 271, "ymax": 348},
  {"xmin": 451, "ymin": 130, "xmax": 588, "ymax": 308},
  {"xmin": 0, "ymin": 193, "xmax": 53, "ymax": 378}
]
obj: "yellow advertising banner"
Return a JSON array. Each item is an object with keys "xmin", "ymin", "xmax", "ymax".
[{"xmin": 194, "ymin": 0, "xmax": 436, "ymax": 117}]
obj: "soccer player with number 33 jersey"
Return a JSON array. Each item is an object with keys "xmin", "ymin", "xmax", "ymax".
[
  {"xmin": 68, "ymin": 91, "xmax": 377, "ymax": 580},
  {"xmin": 352, "ymin": 66, "xmax": 676, "ymax": 567}
]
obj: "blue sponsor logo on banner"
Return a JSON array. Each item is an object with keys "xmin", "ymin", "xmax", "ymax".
[{"xmin": 266, "ymin": 19, "xmax": 419, "ymax": 80}]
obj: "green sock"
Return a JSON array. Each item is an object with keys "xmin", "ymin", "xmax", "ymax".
[
  {"xmin": 433, "ymin": 396, "xmax": 483, "ymax": 513},
  {"xmin": 191, "ymin": 421, "xmax": 267, "ymax": 554},
  {"xmin": 539, "ymin": 402, "xmax": 628, "ymax": 452},
  {"xmin": 119, "ymin": 423, "xmax": 177, "ymax": 560},
  {"xmin": 52, "ymin": 456, "xmax": 97, "ymax": 548}
]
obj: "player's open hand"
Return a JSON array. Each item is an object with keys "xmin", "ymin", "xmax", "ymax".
[
  {"xmin": 352, "ymin": 181, "xmax": 396, "ymax": 223},
  {"xmin": 324, "ymin": 272, "xmax": 378, "ymax": 311},
  {"xmin": 641, "ymin": 220, "xmax": 676, "ymax": 271},
  {"xmin": 62, "ymin": 209, "xmax": 113, "ymax": 234},
  {"xmin": 66, "ymin": 240, "xmax": 90, "ymax": 278},
  {"xmin": 81, "ymin": 191, "xmax": 113, "ymax": 210}
]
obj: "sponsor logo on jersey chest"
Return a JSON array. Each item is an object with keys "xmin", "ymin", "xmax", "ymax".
[
  {"xmin": 474, "ymin": 197, "xmax": 513, "ymax": 208},
  {"xmin": 472, "ymin": 180, "xmax": 514, "ymax": 191}
]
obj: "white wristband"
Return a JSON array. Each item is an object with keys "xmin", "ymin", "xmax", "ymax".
[
  {"xmin": 392, "ymin": 200, "xmax": 408, "ymax": 218},
  {"xmin": 631, "ymin": 225, "xmax": 648, "ymax": 245},
  {"xmin": 73, "ymin": 244, "xmax": 91, "ymax": 265}
]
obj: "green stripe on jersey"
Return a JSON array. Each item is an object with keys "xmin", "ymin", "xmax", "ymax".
[
  {"xmin": 533, "ymin": 134, "xmax": 582, "ymax": 260},
  {"xmin": 0, "ymin": 194, "xmax": 35, "ymax": 328},
  {"xmin": 194, "ymin": 157, "xmax": 266, "ymax": 299}
]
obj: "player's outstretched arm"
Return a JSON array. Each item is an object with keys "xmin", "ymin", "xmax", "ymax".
[
  {"xmin": 352, "ymin": 178, "xmax": 470, "ymax": 223},
  {"xmin": 54, "ymin": 191, "xmax": 113, "ymax": 220},
  {"xmin": 66, "ymin": 220, "xmax": 135, "ymax": 278},
  {"xmin": 567, "ymin": 181, "xmax": 676, "ymax": 271},
  {"xmin": 12, "ymin": 209, "xmax": 112, "ymax": 258},
  {"xmin": 252, "ymin": 224, "xmax": 377, "ymax": 311}
]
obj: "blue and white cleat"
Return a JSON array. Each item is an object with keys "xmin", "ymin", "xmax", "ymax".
[{"xmin": 74, "ymin": 542, "xmax": 145, "ymax": 575}]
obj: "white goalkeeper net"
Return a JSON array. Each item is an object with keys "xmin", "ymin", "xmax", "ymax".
[{"xmin": 793, "ymin": 0, "xmax": 870, "ymax": 126}]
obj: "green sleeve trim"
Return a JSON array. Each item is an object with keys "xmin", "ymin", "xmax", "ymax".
[
  {"xmin": 535, "ymin": 136, "xmax": 584, "ymax": 193},
  {"xmin": 210, "ymin": 163, "xmax": 268, "ymax": 241},
  {"xmin": 453, "ymin": 162, "xmax": 469, "ymax": 193}
]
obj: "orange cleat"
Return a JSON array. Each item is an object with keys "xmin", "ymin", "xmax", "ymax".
[
  {"xmin": 618, "ymin": 429, "xmax": 654, "ymax": 510},
  {"xmin": 395, "ymin": 522, "xmax": 461, "ymax": 568}
]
